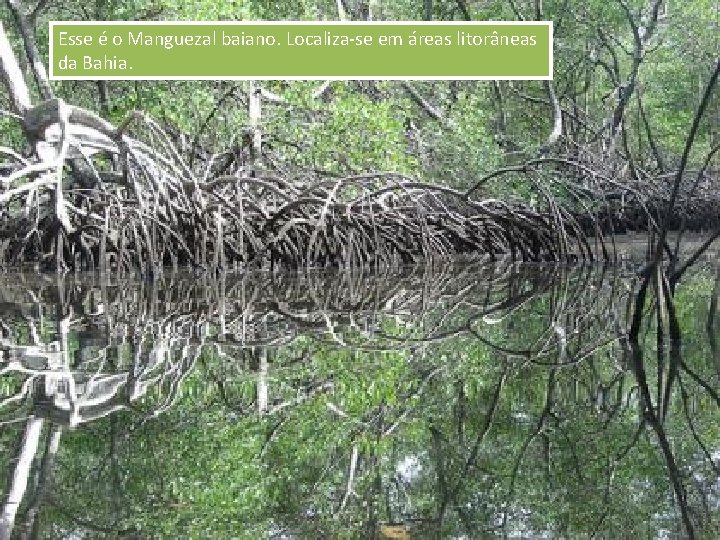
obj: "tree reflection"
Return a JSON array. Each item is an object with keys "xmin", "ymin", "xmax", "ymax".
[{"xmin": 0, "ymin": 263, "xmax": 718, "ymax": 538}]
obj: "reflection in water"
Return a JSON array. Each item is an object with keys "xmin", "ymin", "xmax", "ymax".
[{"xmin": 0, "ymin": 264, "xmax": 718, "ymax": 538}]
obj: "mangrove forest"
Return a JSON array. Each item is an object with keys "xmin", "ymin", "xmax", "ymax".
[{"xmin": 0, "ymin": 0, "xmax": 719, "ymax": 538}]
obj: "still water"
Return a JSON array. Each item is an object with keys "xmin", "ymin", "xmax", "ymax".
[{"xmin": 0, "ymin": 261, "xmax": 718, "ymax": 539}]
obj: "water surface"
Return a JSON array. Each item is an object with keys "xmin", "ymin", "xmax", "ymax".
[{"xmin": 1, "ymin": 261, "xmax": 719, "ymax": 538}]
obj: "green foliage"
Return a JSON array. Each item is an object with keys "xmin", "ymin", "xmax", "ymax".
[{"xmin": 270, "ymin": 83, "xmax": 417, "ymax": 175}]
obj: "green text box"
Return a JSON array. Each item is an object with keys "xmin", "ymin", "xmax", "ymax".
[{"xmin": 50, "ymin": 22, "xmax": 552, "ymax": 80}]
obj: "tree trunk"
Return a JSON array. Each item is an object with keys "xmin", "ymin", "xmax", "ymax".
[{"xmin": 0, "ymin": 417, "xmax": 45, "ymax": 539}]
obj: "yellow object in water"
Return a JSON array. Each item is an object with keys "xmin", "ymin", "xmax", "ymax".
[{"xmin": 379, "ymin": 524, "xmax": 410, "ymax": 539}]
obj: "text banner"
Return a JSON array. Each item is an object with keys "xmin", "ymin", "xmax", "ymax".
[{"xmin": 49, "ymin": 21, "xmax": 553, "ymax": 80}]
